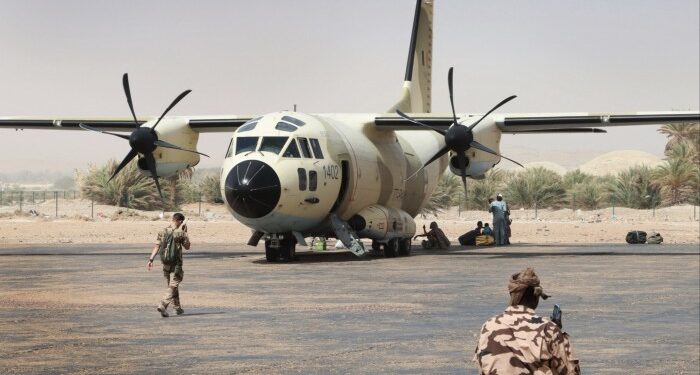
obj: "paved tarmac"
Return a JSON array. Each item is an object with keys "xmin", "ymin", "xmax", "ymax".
[{"xmin": 0, "ymin": 243, "xmax": 698, "ymax": 374}]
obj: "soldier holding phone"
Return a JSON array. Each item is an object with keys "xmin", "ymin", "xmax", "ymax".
[{"xmin": 473, "ymin": 267, "xmax": 580, "ymax": 374}]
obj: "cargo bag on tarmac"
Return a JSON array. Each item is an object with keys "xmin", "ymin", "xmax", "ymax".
[
  {"xmin": 647, "ymin": 232, "xmax": 663, "ymax": 244},
  {"xmin": 625, "ymin": 230, "xmax": 647, "ymax": 244},
  {"xmin": 476, "ymin": 235, "xmax": 495, "ymax": 246}
]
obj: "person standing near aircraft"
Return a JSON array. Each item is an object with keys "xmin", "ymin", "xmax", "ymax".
[
  {"xmin": 489, "ymin": 194, "xmax": 508, "ymax": 246},
  {"xmin": 473, "ymin": 267, "xmax": 580, "ymax": 374},
  {"xmin": 147, "ymin": 213, "xmax": 190, "ymax": 317}
]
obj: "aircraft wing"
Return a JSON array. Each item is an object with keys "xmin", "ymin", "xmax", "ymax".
[
  {"xmin": 496, "ymin": 111, "xmax": 700, "ymax": 133},
  {"xmin": 0, "ymin": 115, "xmax": 255, "ymax": 133},
  {"xmin": 374, "ymin": 111, "xmax": 699, "ymax": 133}
]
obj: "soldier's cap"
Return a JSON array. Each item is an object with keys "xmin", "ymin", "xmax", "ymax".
[{"xmin": 508, "ymin": 267, "xmax": 550, "ymax": 301}]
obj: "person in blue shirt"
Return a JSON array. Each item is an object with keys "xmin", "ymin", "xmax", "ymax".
[
  {"xmin": 482, "ymin": 223, "xmax": 493, "ymax": 236},
  {"xmin": 489, "ymin": 194, "xmax": 509, "ymax": 245}
]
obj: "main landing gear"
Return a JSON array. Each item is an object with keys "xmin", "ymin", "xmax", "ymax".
[{"xmin": 372, "ymin": 238, "xmax": 412, "ymax": 258}]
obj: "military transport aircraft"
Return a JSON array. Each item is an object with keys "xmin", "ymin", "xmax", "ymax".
[{"xmin": 1, "ymin": 0, "xmax": 698, "ymax": 262}]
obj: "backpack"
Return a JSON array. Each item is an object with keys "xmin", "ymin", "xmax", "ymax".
[
  {"xmin": 626, "ymin": 230, "xmax": 647, "ymax": 244},
  {"xmin": 647, "ymin": 232, "xmax": 663, "ymax": 244},
  {"xmin": 159, "ymin": 228, "xmax": 179, "ymax": 265}
]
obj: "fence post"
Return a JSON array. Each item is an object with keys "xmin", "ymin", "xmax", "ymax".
[
  {"xmin": 54, "ymin": 191, "xmax": 58, "ymax": 217},
  {"xmin": 534, "ymin": 201, "xmax": 538, "ymax": 220},
  {"xmin": 43, "ymin": 191, "xmax": 46, "ymax": 203},
  {"xmin": 91, "ymin": 198, "xmax": 94, "ymax": 219},
  {"xmin": 198, "ymin": 191, "xmax": 202, "ymax": 217},
  {"xmin": 0, "ymin": 190, "xmax": 3, "ymax": 206},
  {"xmin": 32, "ymin": 191, "xmax": 35, "ymax": 204},
  {"xmin": 611, "ymin": 196, "xmax": 615, "ymax": 219},
  {"xmin": 19, "ymin": 191, "xmax": 23, "ymax": 212},
  {"xmin": 572, "ymin": 192, "xmax": 575, "ymax": 219}
]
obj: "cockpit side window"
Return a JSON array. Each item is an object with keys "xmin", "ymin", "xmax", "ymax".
[
  {"xmin": 309, "ymin": 170, "xmax": 317, "ymax": 191},
  {"xmin": 225, "ymin": 139, "xmax": 234, "ymax": 158},
  {"xmin": 259, "ymin": 137, "xmax": 288, "ymax": 155},
  {"xmin": 309, "ymin": 138, "xmax": 324, "ymax": 159},
  {"xmin": 236, "ymin": 137, "xmax": 258, "ymax": 155},
  {"xmin": 282, "ymin": 139, "xmax": 301, "ymax": 158},
  {"xmin": 282, "ymin": 116, "xmax": 305, "ymax": 126},
  {"xmin": 297, "ymin": 168, "xmax": 307, "ymax": 191},
  {"xmin": 298, "ymin": 138, "xmax": 312, "ymax": 158}
]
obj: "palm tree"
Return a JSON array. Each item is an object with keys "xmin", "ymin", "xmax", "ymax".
[
  {"xmin": 504, "ymin": 167, "xmax": 566, "ymax": 209},
  {"xmin": 608, "ymin": 166, "xmax": 660, "ymax": 208},
  {"xmin": 78, "ymin": 160, "xmax": 160, "ymax": 210},
  {"xmin": 466, "ymin": 169, "xmax": 507, "ymax": 209},
  {"xmin": 653, "ymin": 143, "xmax": 698, "ymax": 205},
  {"xmin": 421, "ymin": 174, "xmax": 462, "ymax": 216}
]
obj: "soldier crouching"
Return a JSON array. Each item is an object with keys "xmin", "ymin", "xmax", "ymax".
[
  {"xmin": 473, "ymin": 267, "xmax": 580, "ymax": 374},
  {"xmin": 147, "ymin": 213, "xmax": 191, "ymax": 317}
]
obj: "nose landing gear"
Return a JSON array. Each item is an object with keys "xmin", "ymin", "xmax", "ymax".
[{"xmin": 265, "ymin": 235, "xmax": 296, "ymax": 262}]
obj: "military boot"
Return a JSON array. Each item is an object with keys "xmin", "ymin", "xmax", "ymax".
[
  {"xmin": 157, "ymin": 305, "xmax": 169, "ymax": 317},
  {"xmin": 175, "ymin": 307, "xmax": 184, "ymax": 315}
]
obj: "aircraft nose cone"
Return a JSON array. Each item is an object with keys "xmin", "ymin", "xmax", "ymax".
[{"xmin": 224, "ymin": 160, "xmax": 281, "ymax": 219}]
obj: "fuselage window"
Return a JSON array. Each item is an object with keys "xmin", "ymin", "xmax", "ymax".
[
  {"xmin": 282, "ymin": 116, "xmax": 305, "ymax": 126},
  {"xmin": 225, "ymin": 139, "xmax": 234, "ymax": 158},
  {"xmin": 235, "ymin": 136, "xmax": 258, "ymax": 155},
  {"xmin": 309, "ymin": 138, "xmax": 324, "ymax": 159},
  {"xmin": 298, "ymin": 168, "xmax": 307, "ymax": 191},
  {"xmin": 275, "ymin": 122, "xmax": 297, "ymax": 132},
  {"xmin": 298, "ymin": 137, "xmax": 312, "ymax": 158},
  {"xmin": 237, "ymin": 122, "xmax": 257, "ymax": 132},
  {"xmin": 259, "ymin": 136, "xmax": 288, "ymax": 155},
  {"xmin": 283, "ymin": 139, "xmax": 301, "ymax": 158},
  {"xmin": 309, "ymin": 170, "xmax": 317, "ymax": 191}
]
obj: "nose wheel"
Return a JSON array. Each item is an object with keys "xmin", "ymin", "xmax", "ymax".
[{"xmin": 265, "ymin": 236, "xmax": 297, "ymax": 262}]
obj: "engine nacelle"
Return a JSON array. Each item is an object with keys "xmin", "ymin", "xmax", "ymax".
[
  {"xmin": 136, "ymin": 118, "xmax": 200, "ymax": 178},
  {"xmin": 348, "ymin": 204, "xmax": 416, "ymax": 241}
]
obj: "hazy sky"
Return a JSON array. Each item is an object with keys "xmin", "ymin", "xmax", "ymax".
[{"xmin": 0, "ymin": 0, "xmax": 698, "ymax": 173}]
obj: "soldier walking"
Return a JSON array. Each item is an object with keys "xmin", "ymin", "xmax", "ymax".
[
  {"xmin": 147, "ymin": 213, "xmax": 191, "ymax": 317},
  {"xmin": 473, "ymin": 267, "xmax": 580, "ymax": 374}
]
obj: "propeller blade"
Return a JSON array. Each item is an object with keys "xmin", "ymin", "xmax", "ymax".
[
  {"xmin": 456, "ymin": 151, "xmax": 468, "ymax": 202},
  {"xmin": 108, "ymin": 149, "xmax": 138, "ymax": 182},
  {"xmin": 144, "ymin": 152, "xmax": 163, "ymax": 199},
  {"xmin": 467, "ymin": 95, "xmax": 517, "ymax": 131},
  {"xmin": 470, "ymin": 140, "xmax": 524, "ymax": 168},
  {"xmin": 79, "ymin": 123, "xmax": 130, "ymax": 140},
  {"xmin": 152, "ymin": 89, "xmax": 192, "ymax": 131},
  {"xmin": 405, "ymin": 145, "xmax": 450, "ymax": 181},
  {"xmin": 122, "ymin": 73, "xmax": 140, "ymax": 127},
  {"xmin": 447, "ymin": 67, "xmax": 459, "ymax": 127},
  {"xmin": 153, "ymin": 140, "xmax": 210, "ymax": 157},
  {"xmin": 396, "ymin": 110, "xmax": 446, "ymax": 135}
]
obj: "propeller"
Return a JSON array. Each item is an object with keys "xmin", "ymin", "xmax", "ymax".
[
  {"xmin": 79, "ymin": 73, "xmax": 209, "ymax": 199},
  {"xmin": 398, "ymin": 67, "xmax": 524, "ymax": 199}
]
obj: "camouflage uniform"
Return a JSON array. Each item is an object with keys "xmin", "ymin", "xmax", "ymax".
[
  {"xmin": 156, "ymin": 227, "xmax": 190, "ymax": 311},
  {"xmin": 474, "ymin": 305, "xmax": 580, "ymax": 374}
]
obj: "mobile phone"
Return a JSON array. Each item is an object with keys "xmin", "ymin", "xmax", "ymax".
[{"xmin": 551, "ymin": 304, "xmax": 562, "ymax": 328}]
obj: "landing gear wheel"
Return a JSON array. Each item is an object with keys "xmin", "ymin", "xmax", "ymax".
[
  {"xmin": 278, "ymin": 236, "xmax": 297, "ymax": 262},
  {"xmin": 264, "ymin": 240, "xmax": 279, "ymax": 262},
  {"xmin": 384, "ymin": 238, "xmax": 399, "ymax": 258},
  {"xmin": 398, "ymin": 238, "xmax": 412, "ymax": 256},
  {"xmin": 371, "ymin": 241, "xmax": 382, "ymax": 253}
]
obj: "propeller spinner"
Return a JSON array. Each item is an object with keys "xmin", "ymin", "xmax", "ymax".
[
  {"xmin": 79, "ymin": 74, "xmax": 209, "ymax": 199},
  {"xmin": 397, "ymin": 67, "xmax": 524, "ymax": 198}
]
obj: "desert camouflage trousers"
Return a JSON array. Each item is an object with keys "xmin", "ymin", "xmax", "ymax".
[{"xmin": 160, "ymin": 265, "xmax": 183, "ymax": 309}]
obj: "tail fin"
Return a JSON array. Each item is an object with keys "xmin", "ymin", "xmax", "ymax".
[{"xmin": 387, "ymin": 0, "xmax": 433, "ymax": 114}]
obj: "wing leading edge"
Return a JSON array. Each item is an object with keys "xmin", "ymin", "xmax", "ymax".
[{"xmin": 0, "ymin": 116, "xmax": 254, "ymax": 133}]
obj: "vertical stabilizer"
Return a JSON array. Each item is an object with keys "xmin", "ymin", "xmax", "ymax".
[{"xmin": 387, "ymin": 0, "xmax": 433, "ymax": 114}]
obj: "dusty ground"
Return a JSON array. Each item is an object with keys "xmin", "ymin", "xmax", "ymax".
[
  {"xmin": 0, "ymin": 243, "xmax": 698, "ymax": 374},
  {"xmin": 0, "ymin": 200, "xmax": 698, "ymax": 245}
]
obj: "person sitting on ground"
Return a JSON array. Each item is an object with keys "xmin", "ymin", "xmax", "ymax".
[
  {"xmin": 458, "ymin": 221, "xmax": 483, "ymax": 246},
  {"xmin": 413, "ymin": 222, "xmax": 451, "ymax": 249},
  {"xmin": 473, "ymin": 267, "xmax": 580, "ymax": 374},
  {"xmin": 481, "ymin": 223, "xmax": 493, "ymax": 236}
]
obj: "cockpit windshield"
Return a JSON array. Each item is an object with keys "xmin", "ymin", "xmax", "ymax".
[
  {"xmin": 236, "ymin": 137, "xmax": 258, "ymax": 155},
  {"xmin": 259, "ymin": 137, "xmax": 288, "ymax": 155}
]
